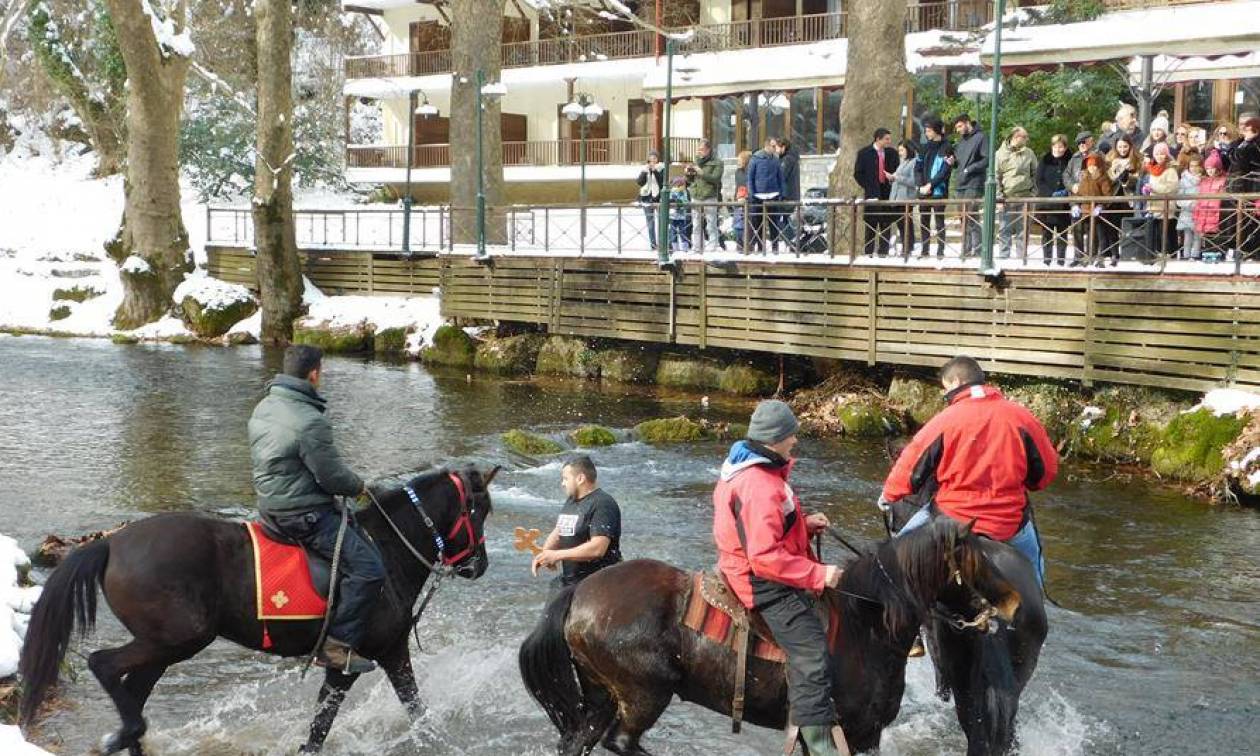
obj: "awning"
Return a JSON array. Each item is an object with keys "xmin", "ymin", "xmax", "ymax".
[{"xmin": 979, "ymin": 1, "xmax": 1260, "ymax": 69}]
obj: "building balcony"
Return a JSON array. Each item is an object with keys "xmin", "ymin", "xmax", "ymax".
[{"xmin": 347, "ymin": 137, "xmax": 704, "ymax": 171}]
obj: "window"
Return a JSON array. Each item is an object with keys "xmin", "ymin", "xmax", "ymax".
[
  {"xmin": 710, "ymin": 96, "xmax": 738, "ymax": 159},
  {"xmin": 791, "ymin": 89, "xmax": 818, "ymax": 155},
  {"xmin": 1183, "ymin": 81, "xmax": 1215, "ymax": 131},
  {"xmin": 628, "ymin": 100, "xmax": 653, "ymax": 139},
  {"xmin": 741, "ymin": 93, "xmax": 760, "ymax": 152},
  {"xmin": 1239, "ymin": 78, "xmax": 1260, "ymax": 120},
  {"xmin": 822, "ymin": 89, "xmax": 842, "ymax": 152}
]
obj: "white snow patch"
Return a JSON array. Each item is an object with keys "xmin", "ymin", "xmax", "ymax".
[
  {"xmin": 300, "ymin": 291, "xmax": 444, "ymax": 357},
  {"xmin": 1079, "ymin": 405, "xmax": 1105, "ymax": 429},
  {"xmin": 0, "ymin": 533, "xmax": 41, "ymax": 680},
  {"xmin": 129, "ymin": 315, "xmax": 191, "ymax": 340},
  {"xmin": 172, "ymin": 274, "xmax": 253, "ymax": 312},
  {"xmin": 120, "ymin": 255, "xmax": 153, "ymax": 275},
  {"xmin": 1193, "ymin": 388, "xmax": 1260, "ymax": 417},
  {"xmin": 0, "ymin": 726, "xmax": 50, "ymax": 755}
]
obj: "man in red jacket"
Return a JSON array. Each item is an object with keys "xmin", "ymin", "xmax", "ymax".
[
  {"xmin": 714, "ymin": 400, "xmax": 844, "ymax": 756},
  {"xmin": 881, "ymin": 355, "xmax": 1058, "ymax": 585}
]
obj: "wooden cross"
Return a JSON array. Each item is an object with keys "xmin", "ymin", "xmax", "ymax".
[{"xmin": 513, "ymin": 526, "xmax": 557, "ymax": 570}]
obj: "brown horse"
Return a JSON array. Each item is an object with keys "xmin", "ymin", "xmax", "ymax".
[
  {"xmin": 19, "ymin": 465, "xmax": 498, "ymax": 755},
  {"xmin": 519, "ymin": 516, "xmax": 1023, "ymax": 756}
]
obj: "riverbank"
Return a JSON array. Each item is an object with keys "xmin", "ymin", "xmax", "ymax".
[{"xmin": 0, "ymin": 534, "xmax": 48, "ymax": 753}]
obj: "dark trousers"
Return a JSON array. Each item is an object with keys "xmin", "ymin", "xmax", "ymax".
[
  {"xmin": 759, "ymin": 587, "xmax": 833, "ymax": 727},
  {"xmin": 750, "ymin": 198, "xmax": 783, "ymax": 252},
  {"xmin": 920, "ymin": 202, "xmax": 946, "ymax": 255},
  {"xmin": 1071, "ymin": 216, "xmax": 1089, "ymax": 261},
  {"xmin": 640, "ymin": 202, "xmax": 659, "ymax": 250},
  {"xmin": 271, "ymin": 507, "xmax": 386, "ymax": 649},
  {"xmin": 956, "ymin": 187, "xmax": 984, "ymax": 256},
  {"xmin": 863, "ymin": 205, "xmax": 892, "ymax": 256},
  {"xmin": 1040, "ymin": 212, "xmax": 1070, "ymax": 264},
  {"xmin": 889, "ymin": 204, "xmax": 915, "ymax": 255}
]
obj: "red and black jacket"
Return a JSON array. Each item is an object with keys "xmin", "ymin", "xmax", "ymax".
[
  {"xmin": 882, "ymin": 383, "xmax": 1058, "ymax": 541},
  {"xmin": 713, "ymin": 441, "xmax": 827, "ymax": 609}
]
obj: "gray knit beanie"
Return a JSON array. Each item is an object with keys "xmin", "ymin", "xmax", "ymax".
[{"xmin": 746, "ymin": 400, "xmax": 799, "ymax": 445}]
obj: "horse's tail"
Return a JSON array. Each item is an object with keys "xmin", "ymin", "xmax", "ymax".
[
  {"xmin": 19, "ymin": 538, "xmax": 110, "ymax": 726},
  {"xmin": 974, "ymin": 624, "xmax": 1020, "ymax": 754},
  {"xmin": 518, "ymin": 584, "xmax": 584, "ymax": 736}
]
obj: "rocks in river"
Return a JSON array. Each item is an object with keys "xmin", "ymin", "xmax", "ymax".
[
  {"xmin": 1151, "ymin": 408, "xmax": 1248, "ymax": 483},
  {"xmin": 536, "ymin": 336, "xmax": 601, "ymax": 379},
  {"xmin": 502, "ymin": 429, "xmax": 565, "ymax": 456},
  {"xmin": 792, "ymin": 371, "xmax": 904, "ymax": 438},
  {"xmin": 294, "ymin": 322, "xmax": 374, "ymax": 354},
  {"xmin": 373, "ymin": 327, "xmax": 407, "ymax": 354},
  {"xmin": 655, "ymin": 352, "xmax": 777, "ymax": 397},
  {"xmin": 474, "ymin": 333, "xmax": 545, "ymax": 375},
  {"xmin": 634, "ymin": 416, "xmax": 707, "ymax": 444},
  {"xmin": 174, "ymin": 277, "xmax": 258, "ymax": 339},
  {"xmin": 594, "ymin": 345, "xmax": 659, "ymax": 384},
  {"xmin": 570, "ymin": 425, "xmax": 617, "ymax": 447},
  {"xmin": 886, "ymin": 375, "xmax": 941, "ymax": 428},
  {"xmin": 420, "ymin": 324, "xmax": 477, "ymax": 367}
]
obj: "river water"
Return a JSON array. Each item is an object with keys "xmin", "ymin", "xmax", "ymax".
[{"xmin": 2, "ymin": 334, "xmax": 1257, "ymax": 755}]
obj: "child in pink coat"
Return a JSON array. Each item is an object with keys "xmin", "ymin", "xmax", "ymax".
[{"xmin": 1194, "ymin": 152, "xmax": 1228, "ymax": 261}]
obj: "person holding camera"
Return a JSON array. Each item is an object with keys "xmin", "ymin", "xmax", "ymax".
[{"xmin": 636, "ymin": 151, "xmax": 666, "ymax": 251}]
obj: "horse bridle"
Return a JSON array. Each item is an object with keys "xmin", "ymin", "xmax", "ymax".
[{"xmin": 398, "ymin": 471, "xmax": 485, "ymax": 569}]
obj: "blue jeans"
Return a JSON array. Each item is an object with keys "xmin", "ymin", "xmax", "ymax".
[{"xmin": 898, "ymin": 505, "xmax": 1044, "ymax": 587}]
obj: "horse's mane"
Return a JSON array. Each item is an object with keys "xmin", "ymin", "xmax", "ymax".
[{"xmin": 827, "ymin": 521, "xmax": 957, "ymax": 638}]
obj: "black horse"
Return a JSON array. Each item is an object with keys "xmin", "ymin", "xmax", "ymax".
[
  {"xmin": 519, "ymin": 516, "xmax": 1023, "ymax": 756},
  {"xmin": 19, "ymin": 465, "xmax": 498, "ymax": 755}
]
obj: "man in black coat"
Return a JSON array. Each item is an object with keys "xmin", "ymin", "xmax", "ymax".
[{"xmin": 854, "ymin": 127, "xmax": 899, "ymax": 256}]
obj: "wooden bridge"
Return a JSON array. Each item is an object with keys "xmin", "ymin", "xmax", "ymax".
[{"xmin": 208, "ymin": 245, "xmax": 1260, "ymax": 394}]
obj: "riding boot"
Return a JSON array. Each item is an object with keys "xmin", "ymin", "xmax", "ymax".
[
  {"xmin": 799, "ymin": 725, "xmax": 842, "ymax": 756},
  {"xmin": 316, "ymin": 637, "xmax": 376, "ymax": 675}
]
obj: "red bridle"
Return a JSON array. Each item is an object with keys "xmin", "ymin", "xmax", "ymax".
[{"xmin": 440, "ymin": 472, "xmax": 483, "ymax": 566}]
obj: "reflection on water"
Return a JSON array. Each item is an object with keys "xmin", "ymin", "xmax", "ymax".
[{"xmin": 1, "ymin": 334, "xmax": 1257, "ymax": 754}]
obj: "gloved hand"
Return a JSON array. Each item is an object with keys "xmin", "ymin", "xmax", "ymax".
[{"xmin": 876, "ymin": 493, "xmax": 892, "ymax": 513}]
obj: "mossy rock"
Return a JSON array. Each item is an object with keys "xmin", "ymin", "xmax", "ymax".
[
  {"xmin": 180, "ymin": 295, "xmax": 258, "ymax": 338},
  {"xmin": 655, "ymin": 353, "xmax": 724, "ymax": 391},
  {"xmin": 294, "ymin": 322, "xmax": 374, "ymax": 354},
  {"xmin": 570, "ymin": 425, "xmax": 617, "ymax": 447},
  {"xmin": 887, "ymin": 375, "xmax": 942, "ymax": 427},
  {"xmin": 537, "ymin": 336, "xmax": 600, "ymax": 379},
  {"xmin": 52, "ymin": 285, "xmax": 103, "ymax": 303},
  {"xmin": 474, "ymin": 333, "xmax": 545, "ymax": 375},
  {"xmin": 373, "ymin": 327, "xmax": 407, "ymax": 354},
  {"xmin": 223, "ymin": 331, "xmax": 258, "ymax": 346},
  {"xmin": 634, "ymin": 416, "xmax": 707, "ymax": 444},
  {"xmin": 1070, "ymin": 386, "xmax": 1187, "ymax": 463},
  {"xmin": 502, "ymin": 429, "xmax": 565, "ymax": 456},
  {"xmin": 1150, "ymin": 408, "xmax": 1247, "ymax": 482},
  {"xmin": 1004, "ymin": 382, "xmax": 1083, "ymax": 445},
  {"xmin": 48, "ymin": 304, "xmax": 71, "ymax": 321},
  {"xmin": 718, "ymin": 363, "xmax": 778, "ymax": 396},
  {"xmin": 835, "ymin": 401, "xmax": 902, "ymax": 437},
  {"xmin": 111, "ymin": 333, "xmax": 139, "ymax": 345},
  {"xmin": 595, "ymin": 346, "xmax": 660, "ymax": 383},
  {"xmin": 168, "ymin": 334, "xmax": 200, "ymax": 345},
  {"xmin": 420, "ymin": 324, "xmax": 476, "ymax": 367}
]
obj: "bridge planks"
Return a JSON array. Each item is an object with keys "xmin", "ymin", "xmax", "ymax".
[{"xmin": 207, "ymin": 245, "xmax": 1260, "ymax": 392}]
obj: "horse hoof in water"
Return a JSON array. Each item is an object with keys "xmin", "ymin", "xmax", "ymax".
[{"xmin": 97, "ymin": 732, "xmax": 128, "ymax": 755}]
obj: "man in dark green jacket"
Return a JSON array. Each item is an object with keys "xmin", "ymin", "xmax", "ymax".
[
  {"xmin": 249, "ymin": 345, "xmax": 382, "ymax": 674},
  {"xmin": 689, "ymin": 139, "xmax": 726, "ymax": 251}
]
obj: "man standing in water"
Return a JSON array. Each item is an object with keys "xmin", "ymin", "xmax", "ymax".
[
  {"xmin": 880, "ymin": 355, "xmax": 1058, "ymax": 585},
  {"xmin": 249, "ymin": 345, "xmax": 382, "ymax": 675},
  {"xmin": 713, "ymin": 400, "xmax": 845, "ymax": 756},
  {"xmin": 531, "ymin": 455, "xmax": 622, "ymax": 590}
]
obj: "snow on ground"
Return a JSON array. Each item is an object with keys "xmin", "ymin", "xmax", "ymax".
[
  {"xmin": 300, "ymin": 290, "xmax": 444, "ymax": 356},
  {"xmin": 0, "ymin": 726, "xmax": 49, "ymax": 756},
  {"xmin": 1194, "ymin": 388, "xmax": 1260, "ymax": 417},
  {"xmin": 0, "ymin": 534, "xmax": 41, "ymax": 679}
]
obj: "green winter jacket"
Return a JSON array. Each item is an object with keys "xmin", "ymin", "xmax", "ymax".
[
  {"xmin": 691, "ymin": 153, "xmax": 724, "ymax": 201},
  {"xmin": 995, "ymin": 142, "xmax": 1037, "ymax": 198},
  {"xmin": 248, "ymin": 374, "xmax": 364, "ymax": 515}
]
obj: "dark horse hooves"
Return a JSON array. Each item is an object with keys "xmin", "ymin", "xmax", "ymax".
[{"xmin": 98, "ymin": 729, "xmax": 145, "ymax": 756}]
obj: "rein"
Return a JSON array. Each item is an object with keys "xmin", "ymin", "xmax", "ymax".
[{"xmin": 364, "ymin": 471, "xmax": 483, "ymax": 648}]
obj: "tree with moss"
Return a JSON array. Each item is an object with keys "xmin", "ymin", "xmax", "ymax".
[
  {"xmin": 103, "ymin": 0, "xmax": 193, "ymax": 329},
  {"xmin": 25, "ymin": 0, "xmax": 127, "ymax": 175}
]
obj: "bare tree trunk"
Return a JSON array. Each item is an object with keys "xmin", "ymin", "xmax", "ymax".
[
  {"xmin": 831, "ymin": 0, "xmax": 909, "ymax": 251},
  {"xmin": 449, "ymin": 0, "xmax": 504, "ymax": 245},
  {"xmin": 102, "ymin": 0, "xmax": 193, "ymax": 329},
  {"xmin": 252, "ymin": 0, "xmax": 303, "ymax": 345}
]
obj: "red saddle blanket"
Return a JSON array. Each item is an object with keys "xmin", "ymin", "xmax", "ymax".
[
  {"xmin": 681, "ymin": 572, "xmax": 840, "ymax": 664},
  {"xmin": 245, "ymin": 522, "xmax": 328, "ymax": 621}
]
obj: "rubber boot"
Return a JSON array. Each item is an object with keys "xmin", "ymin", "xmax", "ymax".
[
  {"xmin": 799, "ymin": 725, "xmax": 841, "ymax": 756},
  {"xmin": 316, "ymin": 637, "xmax": 376, "ymax": 675}
]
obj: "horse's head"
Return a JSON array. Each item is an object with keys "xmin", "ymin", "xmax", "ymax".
[
  {"xmin": 377, "ymin": 464, "xmax": 501, "ymax": 580},
  {"xmin": 891, "ymin": 517, "xmax": 1022, "ymax": 627}
]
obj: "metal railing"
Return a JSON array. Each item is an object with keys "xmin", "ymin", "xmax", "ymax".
[
  {"xmin": 347, "ymin": 137, "xmax": 704, "ymax": 170},
  {"xmin": 207, "ymin": 193, "xmax": 1260, "ymax": 274}
]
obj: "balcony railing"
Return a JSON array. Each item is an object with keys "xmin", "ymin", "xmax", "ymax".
[{"xmin": 347, "ymin": 137, "xmax": 704, "ymax": 170}]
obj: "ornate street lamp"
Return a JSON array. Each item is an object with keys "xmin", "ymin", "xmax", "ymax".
[{"xmin": 563, "ymin": 93, "xmax": 604, "ymax": 251}]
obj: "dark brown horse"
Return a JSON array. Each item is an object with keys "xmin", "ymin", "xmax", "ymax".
[
  {"xmin": 19, "ymin": 465, "xmax": 498, "ymax": 755},
  {"xmin": 519, "ymin": 516, "xmax": 1023, "ymax": 756}
]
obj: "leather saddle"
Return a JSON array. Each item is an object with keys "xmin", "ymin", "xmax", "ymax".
[{"xmin": 256, "ymin": 512, "xmax": 332, "ymax": 599}]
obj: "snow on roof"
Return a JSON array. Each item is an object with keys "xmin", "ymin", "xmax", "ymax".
[
  {"xmin": 982, "ymin": 1, "xmax": 1260, "ymax": 68},
  {"xmin": 1130, "ymin": 52, "xmax": 1260, "ymax": 84},
  {"xmin": 642, "ymin": 40, "xmax": 845, "ymax": 98}
]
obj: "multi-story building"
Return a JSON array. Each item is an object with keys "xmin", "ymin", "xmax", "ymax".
[{"xmin": 341, "ymin": 0, "xmax": 1251, "ymax": 204}]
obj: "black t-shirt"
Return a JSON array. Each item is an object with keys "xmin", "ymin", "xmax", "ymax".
[{"xmin": 555, "ymin": 488, "xmax": 622, "ymax": 584}]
